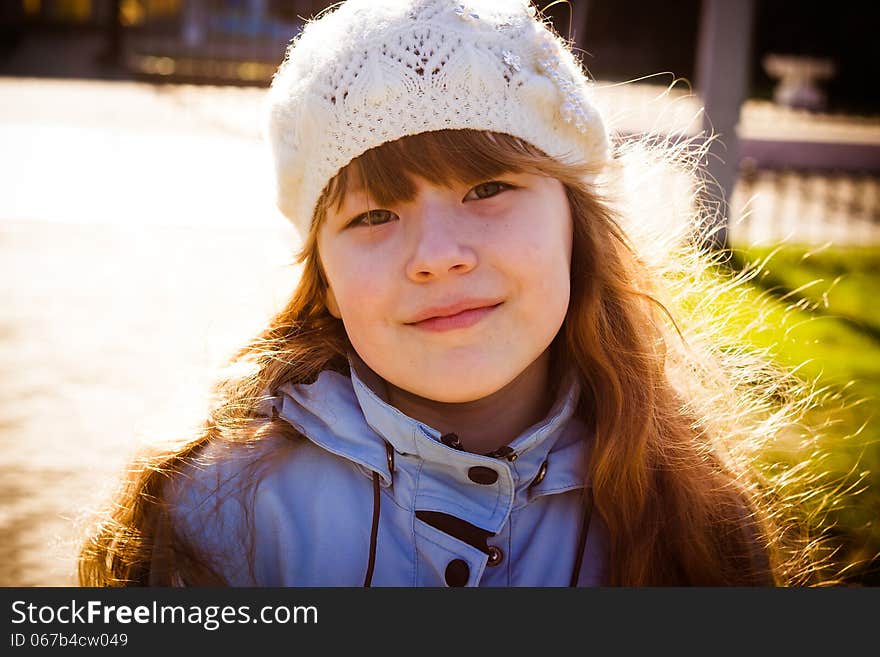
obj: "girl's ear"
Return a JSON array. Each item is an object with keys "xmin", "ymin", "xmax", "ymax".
[{"xmin": 325, "ymin": 286, "xmax": 342, "ymax": 318}]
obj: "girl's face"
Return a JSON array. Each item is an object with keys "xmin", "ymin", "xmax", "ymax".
[{"xmin": 317, "ymin": 170, "xmax": 572, "ymax": 403}]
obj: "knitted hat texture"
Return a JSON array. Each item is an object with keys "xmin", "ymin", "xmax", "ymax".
[{"xmin": 265, "ymin": 0, "xmax": 610, "ymax": 237}]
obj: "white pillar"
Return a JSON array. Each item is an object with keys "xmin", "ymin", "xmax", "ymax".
[{"xmin": 695, "ymin": 0, "xmax": 756, "ymax": 249}]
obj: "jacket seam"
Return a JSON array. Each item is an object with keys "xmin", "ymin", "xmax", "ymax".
[
  {"xmin": 414, "ymin": 495, "xmax": 485, "ymax": 521},
  {"xmin": 379, "ymin": 479, "xmax": 410, "ymax": 514},
  {"xmin": 514, "ymin": 483, "xmax": 584, "ymax": 511},
  {"xmin": 411, "ymin": 458, "xmax": 424, "ymax": 587},
  {"xmin": 505, "ymin": 510, "xmax": 513, "ymax": 584}
]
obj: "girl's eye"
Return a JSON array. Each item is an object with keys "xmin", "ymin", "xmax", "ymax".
[
  {"xmin": 348, "ymin": 209, "xmax": 397, "ymax": 228},
  {"xmin": 464, "ymin": 181, "xmax": 513, "ymax": 201}
]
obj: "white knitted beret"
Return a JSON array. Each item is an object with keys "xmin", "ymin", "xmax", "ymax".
[{"xmin": 265, "ymin": 0, "xmax": 610, "ymax": 237}]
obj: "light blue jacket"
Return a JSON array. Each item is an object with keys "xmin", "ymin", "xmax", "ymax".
[{"xmin": 170, "ymin": 357, "xmax": 608, "ymax": 586}]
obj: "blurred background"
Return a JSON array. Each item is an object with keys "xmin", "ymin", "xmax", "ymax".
[{"xmin": 0, "ymin": 0, "xmax": 878, "ymax": 586}]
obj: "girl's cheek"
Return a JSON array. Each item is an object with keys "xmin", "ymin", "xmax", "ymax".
[
  {"xmin": 497, "ymin": 221, "xmax": 553, "ymax": 260},
  {"xmin": 343, "ymin": 262, "xmax": 393, "ymax": 306},
  {"xmin": 345, "ymin": 232, "xmax": 406, "ymax": 275}
]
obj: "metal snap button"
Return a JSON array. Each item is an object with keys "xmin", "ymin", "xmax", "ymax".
[
  {"xmin": 530, "ymin": 460, "xmax": 548, "ymax": 488},
  {"xmin": 486, "ymin": 546, "xmax": 504, "ymax": 567},
  {"xmin": 385, "ymin": 442, "xmax": 395, "ymax": 474},
  {"xmin": 445, "ymin": 559, "xmax": 470, "ymax": 587},
  {"xmin": 467, "ymin": 466, "xmax": 498, "ymax": 485}
]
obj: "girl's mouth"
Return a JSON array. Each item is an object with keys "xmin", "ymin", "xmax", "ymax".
[{"xmin": 407, "ymin": 302, "xmax": 503, "ymax": 332}]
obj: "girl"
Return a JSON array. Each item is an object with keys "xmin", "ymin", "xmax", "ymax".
[{"xmin": 80, "ymin": 0, "xmax": 826, "ymax": 586}]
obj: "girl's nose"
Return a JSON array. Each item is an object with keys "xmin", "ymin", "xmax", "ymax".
[{"xmin": 404, "ymin": 210, "xmax": 477, "ymax": 282}]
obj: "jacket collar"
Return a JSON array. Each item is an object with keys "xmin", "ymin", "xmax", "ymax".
[{"xmin": 274, "ymin": 354, "xmax": 590, "ymax": 527}]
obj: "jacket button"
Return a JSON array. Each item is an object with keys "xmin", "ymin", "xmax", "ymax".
[
  {"xmin": 487, "ymin": 546, "xmax": 504, "ymax": 567},
  {"xmin": 467, "ymin": 466, "xmax": 498, "ymax": 485},
  {"xmin": 445, "ymin": 559, "xmax": 470, "ymax": 587}
]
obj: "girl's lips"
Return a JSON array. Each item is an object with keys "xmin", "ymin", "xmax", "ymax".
[{"xmin": 408, "ymin": 303, "xmax": 501, "ymax": 332}]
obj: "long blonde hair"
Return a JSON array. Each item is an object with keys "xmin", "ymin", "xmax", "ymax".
[{"xmin": 79, "ymin": 129, "xmax": 835, "ymax": 586}]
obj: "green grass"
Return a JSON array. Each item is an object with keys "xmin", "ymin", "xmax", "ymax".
[
  {"xmin": 726, "ymin": 244, "xmax": 880, "ymax": 584},
  {"xmin": 736, "ymin": 245, "xmax": 880, "ymax": 337}
]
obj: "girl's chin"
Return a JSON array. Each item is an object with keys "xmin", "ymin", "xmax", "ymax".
[
  {"xmin": 409, "ymin": 386, "xmax": 501, "ymax": 404},
  {"xmin": 391, "ymin": 368, "xmax": 517, "ymax": 403}
]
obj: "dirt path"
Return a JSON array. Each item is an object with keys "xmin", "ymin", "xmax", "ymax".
[{"xmin": 0, "ymin": 220, "xmax": 299, "ymax": 585}]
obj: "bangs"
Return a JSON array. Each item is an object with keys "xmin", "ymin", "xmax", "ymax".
[{"xmin": 316, "ymin": 130, "xmax": 587, "ymax": 223}]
